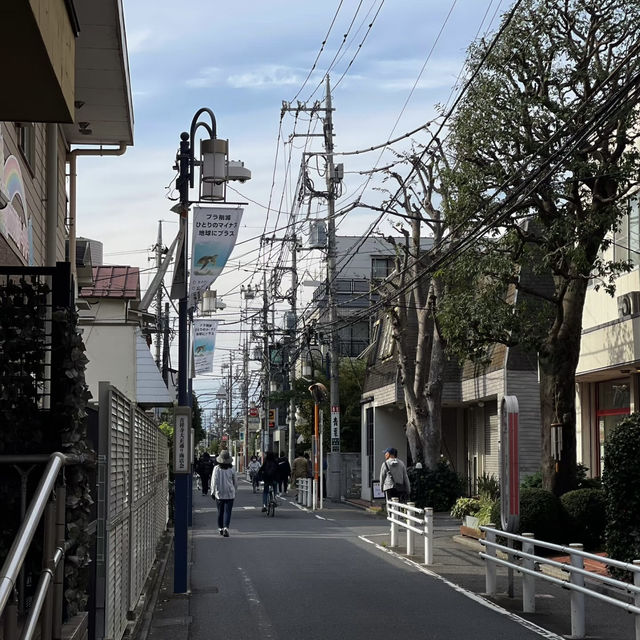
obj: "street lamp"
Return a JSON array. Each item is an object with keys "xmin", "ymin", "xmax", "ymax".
[{"xmin": 172, "ymin": 107, "xmax": 250, "ymax": 594}]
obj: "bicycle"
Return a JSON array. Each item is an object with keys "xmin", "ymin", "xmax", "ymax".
[
  {"xmin": 266, "ymin": 482, "xmax": 277, "ymax": 517},
  {"xmin": 250, "ymin": 470, "xmax": 259, "ymax": 493}
]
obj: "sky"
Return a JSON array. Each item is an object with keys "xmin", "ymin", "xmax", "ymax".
[{"xmin": 74, "ymin": 0, "xmax": 513, "ymax": 404}]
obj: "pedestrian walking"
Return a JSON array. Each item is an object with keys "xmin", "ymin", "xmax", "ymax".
[
  {"xmin": 196, "ymin": 452, "xmax": 214, "ymax": 495},
  {"xmin": 290, "ymin": 451, "xmax": 308, "ymax": 497},
  {"xmin": 211, "ymin": 450, "xmax": 237, "ymax": 537},
  {"xmin": 379, "ymin": 447, "xmax": 410, "ymax": 502},
  {"xmin": 259, "ymin": 450, "xmax": 279, "ymax": 512},
  {"xmin": 276, "ymin": 453, "xmax": 291, "ymax": 494}
]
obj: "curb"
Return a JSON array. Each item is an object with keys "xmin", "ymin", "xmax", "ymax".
[{"xmin": 128, "ymin": 531, "xmax": 174, "ymax": 640}]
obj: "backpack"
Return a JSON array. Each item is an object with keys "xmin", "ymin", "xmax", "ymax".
[{"xmin": 385, "ymin": 461, "xmax": 408, "ymax": 496}]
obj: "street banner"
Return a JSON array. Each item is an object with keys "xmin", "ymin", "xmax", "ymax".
[
  {"xmin": 192, "ymin": 319, "xmax": 219, "ymax": 376},
  {"xmin": 190, "ymin": 206, "xmax": 243, "ymax": 302}
]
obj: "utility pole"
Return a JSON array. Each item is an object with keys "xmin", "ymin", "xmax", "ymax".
[
  {"xmin": 243, "ymin": 337, "xmax": 249, "ymax": 467},
  {"xmin": 262, "ymin": 270, "xmax": 270, "ymax": 455},
  {"xmin": 162, "ymin": 302, "xmax": 170, "ymax": 385},
  {"xmin": 323, "ymin": 75, "xmax": 341, "ymax": 454},
  {"xmin": 288, "ymin": 233, "xmax": 298, "ymax": 464},
  {"xmin": 154, "ymin": 221, "xmax": 164, "ymax": 368}
]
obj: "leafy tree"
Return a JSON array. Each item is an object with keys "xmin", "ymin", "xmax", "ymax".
[
  {"xmin": 278, "ymin": 356, "xmax": 364, "ymax": 452},
  {"xmin": 440, "ymin": 0, "xmax": 640, "ymax": 494},
  {"xmin": 371, "ymin": 139, "xmax": 456, "ymax": 469}
]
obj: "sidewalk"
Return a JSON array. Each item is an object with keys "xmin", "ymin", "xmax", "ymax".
[{"xmin": 133, "ymin": 500, "xmax": 636, "ymax": 640}]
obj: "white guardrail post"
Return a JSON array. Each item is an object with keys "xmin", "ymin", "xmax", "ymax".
[
  {"xmin": 424, "ymin": 507, "xmax": 433, "ymax": 565},
  {"xmin": 485, "ymin": 524, "xmax": 497, "ymax": 596},
  {"xmin": 522, "ymin": 533, "xmax": 536, "ymax": 613},
  {"xmin": 406, "ymin": 502, "xmax": 415, "ymax": 556},
  {"xmin": 634, "ymin": 560, "xmax": 640, "ymax": 640},
  {"xmin": 569, "ymin": 543, "xmax": 585, "ymax": 639},
  {"xmin": 389, "ymin": 498, "xmax": 398, "ymax": 547}
]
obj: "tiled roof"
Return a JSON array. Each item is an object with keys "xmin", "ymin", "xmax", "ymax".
[{"xmin": 80, "ymin": 265, "xmax": 140, "ymax": 299}]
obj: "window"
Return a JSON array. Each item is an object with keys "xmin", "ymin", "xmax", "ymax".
[
  {"xmin": 614, "ymin": 196, "xmax": 640, "ymax": 267},
  {"xmin": 366, "ymin": 407, "xmax": 374, "ymax": 486},
  {"xmin": 371, "ymin": 257, "xmax": 393, "ymax": 280},
  {"xmin": 596, "ymin": 378, "xmax": 630, "ymax": 474},
  {"xmin": 378, "ymin": 316, "xmax": 394, "ymax": 359},
  {"xmin": 16, "ymin": 122, "xmax": 35, "ymax": 170}
]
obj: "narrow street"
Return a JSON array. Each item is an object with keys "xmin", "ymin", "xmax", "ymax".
[{"xmin": 179, "ymin": 480, "xmax": 553, "ymax": 640}]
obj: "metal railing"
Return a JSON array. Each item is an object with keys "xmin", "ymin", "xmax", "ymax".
[
  {"xmin": 387, "ymin": 498, "xmax": 434, "ymax": 565},
  {"xmin": 296, "ymin": 478, "xmax": 314, "ymax": 508},
  {"xmin": 0, "ymin": 452, "xmax": 75, "ymax": 640},
  {"xmin": 480, "ymin": 525, "xmax": 640, "ymax": 639}
]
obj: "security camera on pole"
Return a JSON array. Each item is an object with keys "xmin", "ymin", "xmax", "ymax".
[{"xmin": 170, "ymin": 108, "xmax": 250, "ymax": 594}]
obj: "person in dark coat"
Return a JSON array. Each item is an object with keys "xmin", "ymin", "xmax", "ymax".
[
  {"xmin": 276, "ymin": 454, "xmax": 292, "ymax": 494},
  {"xmin": 196, "ymin": 452, "xmax": 215, "ymax": 495},
  {"xmin": 259, "ymin": 451, "xmax": 279, "ymax": 511}
]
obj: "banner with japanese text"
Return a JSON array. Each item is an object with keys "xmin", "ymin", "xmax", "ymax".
[
  {"xmin": 190, "ymin": 206, "xmax": 243, "ymax": 302},
  {"xmin": 192, "ymin": 319, "xmax": 219, "ymax": 376}
]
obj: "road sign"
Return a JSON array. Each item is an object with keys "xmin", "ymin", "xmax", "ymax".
[
  {"xmin": 330, "ymin": 406, "xmax": 340, "ymax": 452},
  {"xmin": 268, "ymin": 408, "xmax": 277, "ymax": 428},
  {"xmin": 174, "ymin": 407, "xmax": 192, "ymax": 474}
]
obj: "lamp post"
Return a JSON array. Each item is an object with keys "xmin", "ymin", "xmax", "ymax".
[{"xmin": 171, "ymin": 107, "xmax": 249, "ymax": 594}]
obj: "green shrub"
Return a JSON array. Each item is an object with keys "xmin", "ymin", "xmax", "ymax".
[
  {"xmin": 521, "ymin": 470, "xmax": 542, "ymax": 489},
  {"xmin": 560, "ymin": 488, "xmax": 606, "ymax": 551},
  {"xmin": 518, "ymin": 488, "xmax": 565, "ymax": 542},
  {"xmin": 477, "ymin": 473, "xmax": 500, "ymax": 501},
  {"xmin": 576, "ymin": 463, "xmax": 601, "ymax": 489},
  {"xmin": 408, "ymin": 460, "xmax": 464, "ymax": 511},
  {"xmin": 603, "ymin": 413, "xmax": 640, "ymax": 575},
  {"xmin": 476, "ymin": 498, "xmax": 500, "ymax": 527},
  {"xmin": 450, "ymin": 497, "xmax": 481, "ymax": 519}
]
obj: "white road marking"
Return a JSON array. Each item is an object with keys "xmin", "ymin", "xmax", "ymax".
[
  {"xmin": 237, "ymin": 567, "xmax": 277, "ymax": 640},
  {"xmin": 358, "ymin": 535, "xmax": 564, "ymax": 640}
]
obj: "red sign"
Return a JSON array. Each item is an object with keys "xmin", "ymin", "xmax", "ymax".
[
  {"xmin": 249, "ymin": 406, "xmax": 258, "ymax": 417},
  {"xmin": 222, "ymin": 435, "xmax": 228, "ymax": 442}
]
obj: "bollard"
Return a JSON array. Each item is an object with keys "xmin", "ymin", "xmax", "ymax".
[
  {"xmin": 406, "ymin": 502, "xmax": 415, "ymax": 556},
  {"xmin": 633, "ymin": 560, "xmax": 640, "ymax": 640},
  {"xmin": 485, "ymin": 525, "xmax": 497, "ymax": 596},
  {"xmin": 390, "ymin": 498, "xmax": 399, "ymax": 547},
  {"xmin": 424, "ymin": 507, "xmax": 433, "ymax": 565},
  {"xmin": 569, "ymin": 543, "xmax": 585, "ymax": 639},
  {"xmin": 522, "ymin": 533, "xmax": 536, "ymax": 613},
  {"xmin": 306, "ymin": 479, "xmax": 312, "ymax": 508}
]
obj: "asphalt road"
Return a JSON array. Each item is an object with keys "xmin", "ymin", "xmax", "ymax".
[{"xmin": 188, "ymin": 480, "xmax": 558, "ymax": 640}]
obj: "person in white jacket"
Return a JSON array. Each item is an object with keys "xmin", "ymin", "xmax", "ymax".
[{"xmin": 211, "ymin": 450, "xmax": 237, "ymax": 537}]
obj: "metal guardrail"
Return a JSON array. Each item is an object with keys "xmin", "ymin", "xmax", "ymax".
[
  {"xmin": 480, "ymin": 525, "xmax": 640, "ymax": 639},
  {"xmin": 387, "ymin": 498, "xmax": 434, "ymax": 565},
  {"xmin": 0, "ymin": 452, "xmax": 75, "ymax": 640},
  {"xmin": 296, "ymin": 478, "xmax": 314, "ymax": 509}
]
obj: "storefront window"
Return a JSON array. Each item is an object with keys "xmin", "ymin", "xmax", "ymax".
[{"xmin": 596, "ymin": 379, "xmax": 630, "ymax": 473}]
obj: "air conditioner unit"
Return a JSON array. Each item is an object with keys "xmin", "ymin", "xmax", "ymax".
[{"xmin": 617, "ymin": 291, "xmax": 640, "ymax": 318}]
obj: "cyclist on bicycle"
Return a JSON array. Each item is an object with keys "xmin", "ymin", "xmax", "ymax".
[
  {"xmin": 259, "ymin": 451, "xmax": 278, "ymax": 512},
  {"xmin": 248, "ymin": 456, "xmax": 260, "ymax": 492}
]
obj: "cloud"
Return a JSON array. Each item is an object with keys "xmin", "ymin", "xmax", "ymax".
[
  {"xmin": 227, "ymin": 65, "xmax": 303, "ymax": 89},
  {"xmin": 185, "ymin": 67, "xmax": 223, "ymax": 88},
  {"xmin": 126, "ymin": 28, "xmax": 154, "ymax": 55},
  {"xmin": 186, "ymin": 65, "xmax": 309, "ymax": 89}
]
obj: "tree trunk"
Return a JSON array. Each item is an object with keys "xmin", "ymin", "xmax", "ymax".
[{"xmin": 539, "ymin": 278, "xmax": 586, "ymax": 495}]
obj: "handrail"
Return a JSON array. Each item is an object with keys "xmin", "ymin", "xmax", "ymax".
[
  {"xmin": 386, "ymin": 498, "xmax": 434, "ymax": 564},
  {"xmin": 0, "ymin": 452, "xmax": 68, "ymax": 615},
  {"xmin": 480, "ymin": 525, "xmax": 640, "ymax": 639}
]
